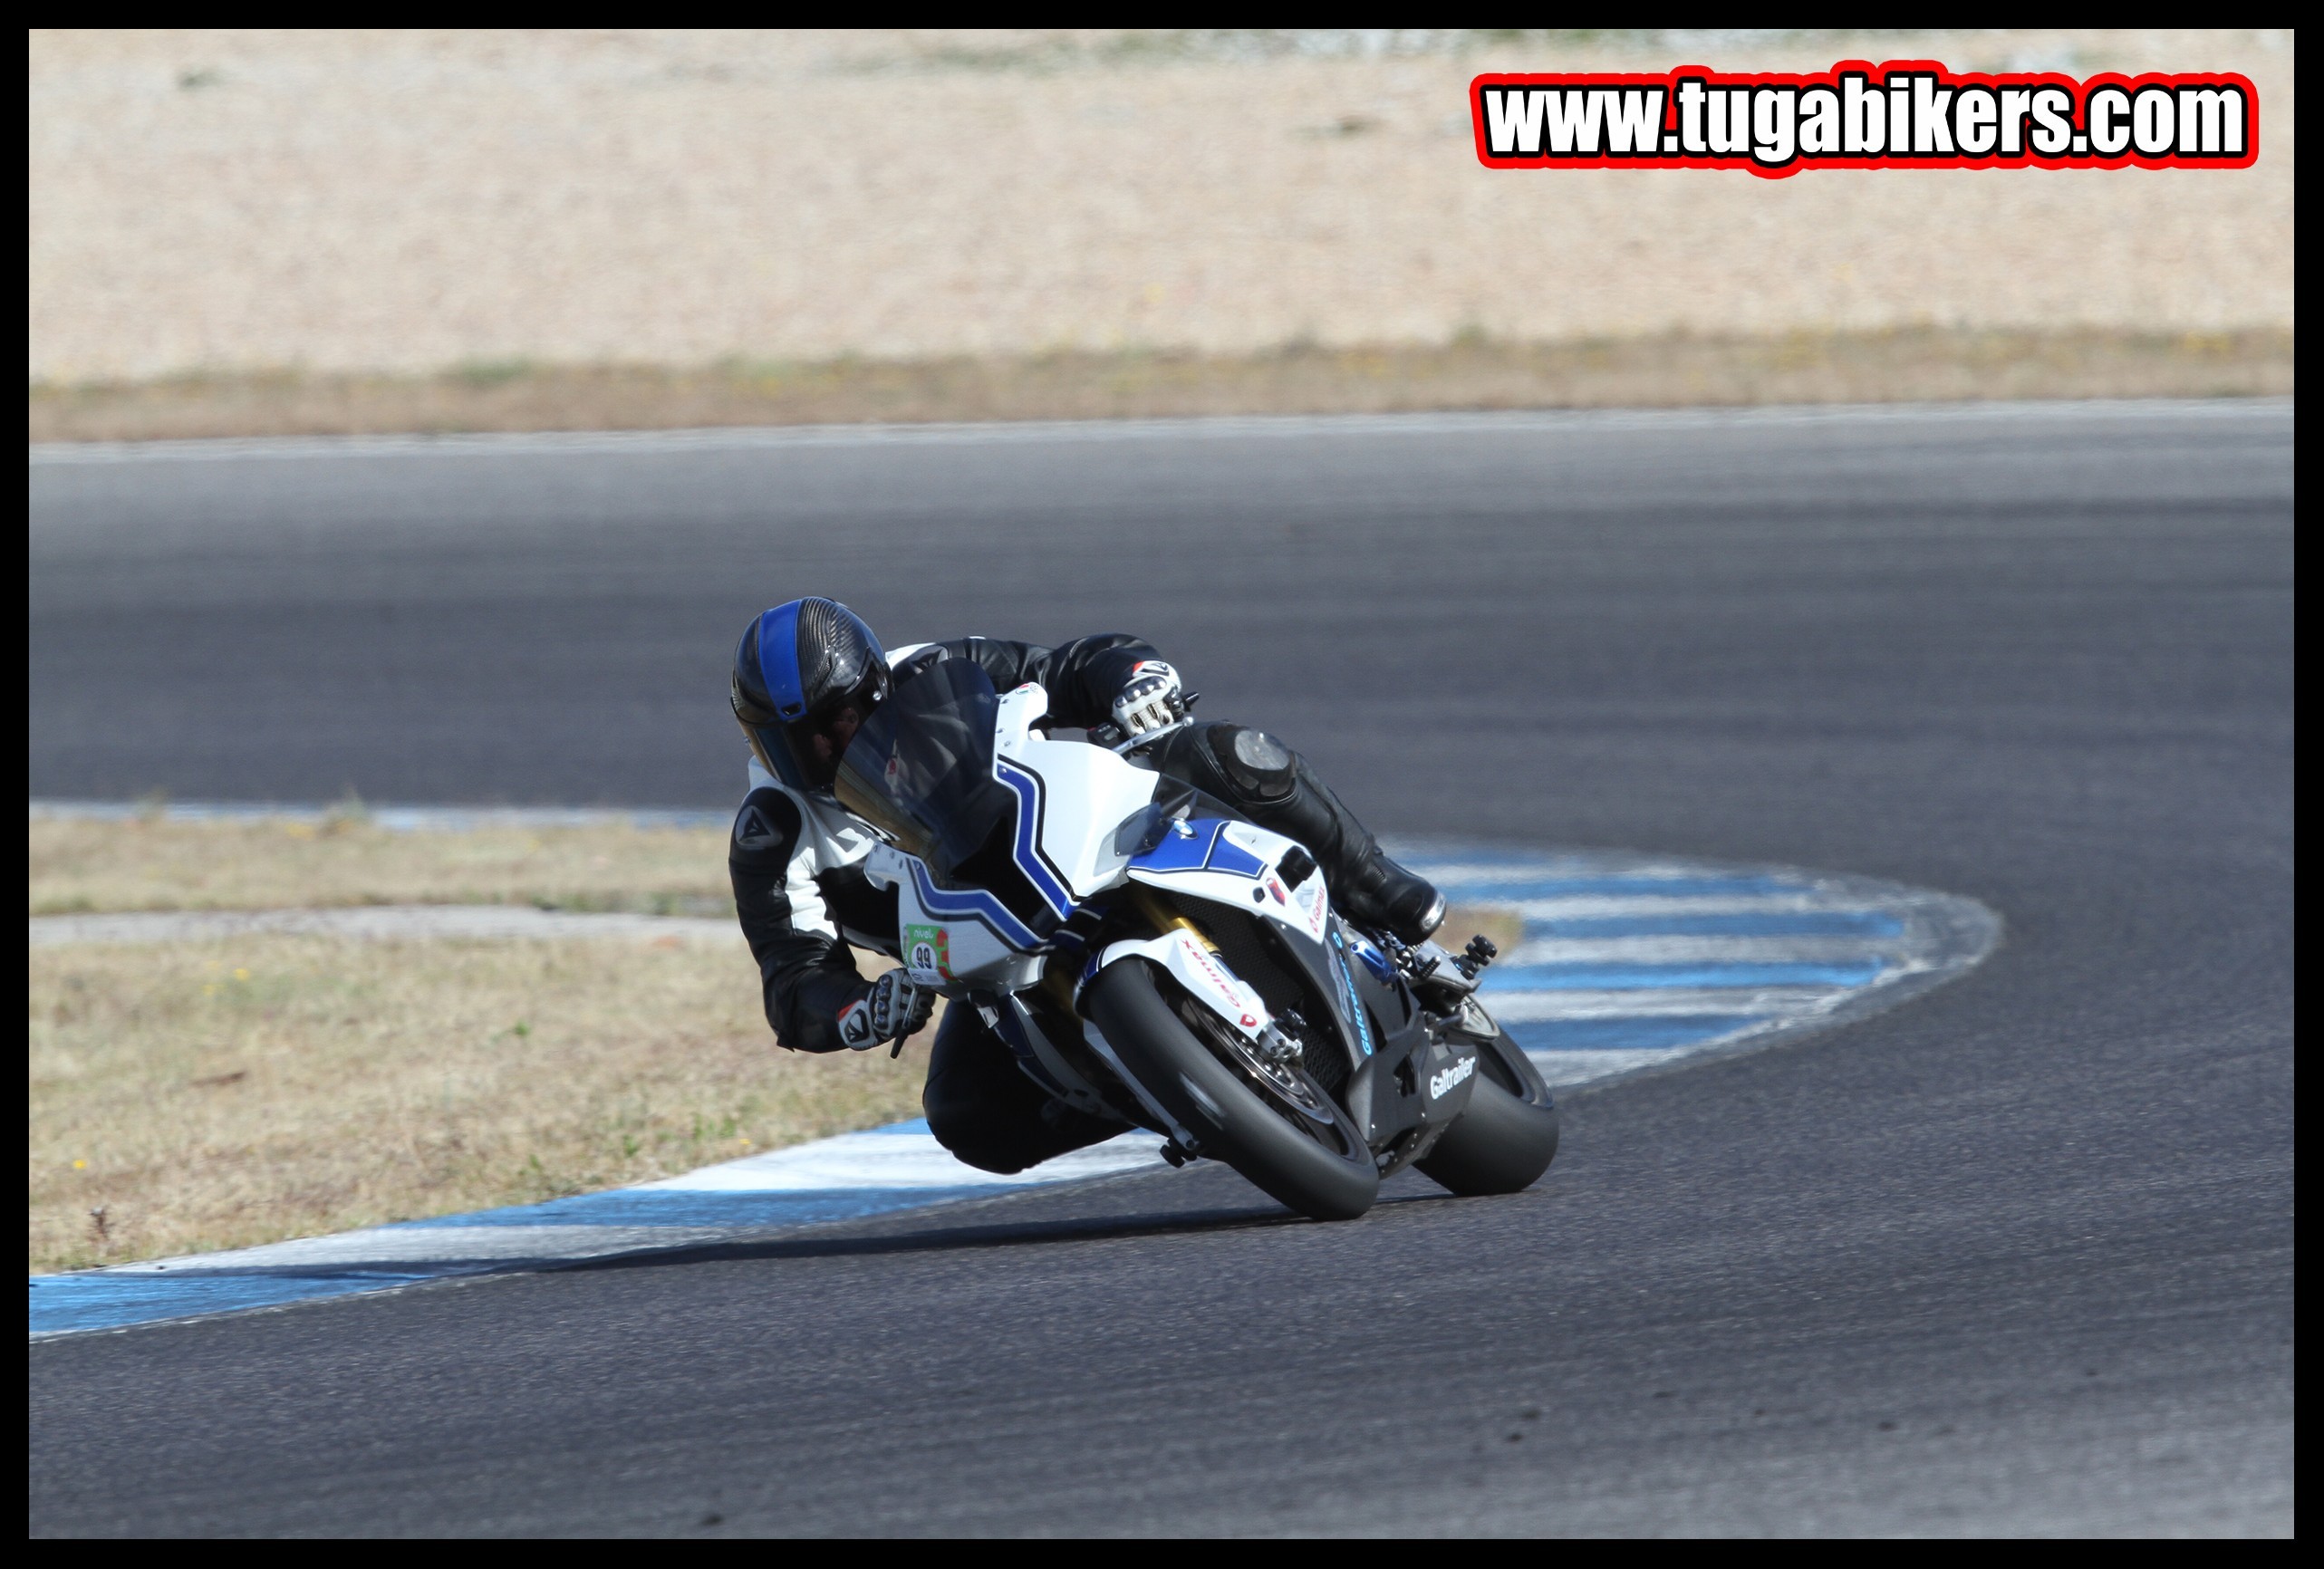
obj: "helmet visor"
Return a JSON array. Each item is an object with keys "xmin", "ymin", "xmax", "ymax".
[{"xmin": 766, "ymin": 667, "xmax": 886, "ymax": 791}]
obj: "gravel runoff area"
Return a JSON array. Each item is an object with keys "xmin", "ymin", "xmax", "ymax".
[{"xmin": 30, "ymin": 29, "xmax": 2295, "ymax": 386}]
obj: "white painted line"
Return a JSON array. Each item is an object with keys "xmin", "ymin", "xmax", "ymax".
[
  {"xmin": 26, "ymin": 398, "xmax": 2287, "ymax": 467},
  {"xmin": 28, "ymin": 842, "xmax": 1998, "ymax": 1340},
  {"xmin": 1500, "ymin": 894, "xmax": 1899, "ymax": 920},
  {"xmin": 641, "ymin": 1123, "xmax": 1162, "ymax": 1194},
  {"xmin": 96, "ymin": 1225, "xmax": 719, "ymax": 1273},
  {"xmin": 1484, "ymin": 987, "xmax": 1853, "ymax": 1021},
  {"xmin": 1408, "ymin": 859, "xmax": 1800, "ymax": 889},
  {"xmin": 1505, "ymin": 935, "xmax": 1903, "ymax": 965}
]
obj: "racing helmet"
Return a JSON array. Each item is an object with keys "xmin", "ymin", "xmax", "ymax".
[{"xmin": 731, "ymin": 598, "xmax": 890, "ymax": 794}]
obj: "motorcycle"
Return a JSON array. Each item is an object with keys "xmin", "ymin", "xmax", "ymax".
[{"xmin": 835, "ymin": 659, "xmax": 1560, "ymax": 1221}]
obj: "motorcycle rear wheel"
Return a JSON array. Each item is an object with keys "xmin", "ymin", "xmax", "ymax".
[
  {"xmin": 1084, "ymin": 958, "xmax": 1380, "ymax": 1222},
  {"xmin": 1415, "ymin": 1027, "xmax": 1561, "ymax": 1197}
]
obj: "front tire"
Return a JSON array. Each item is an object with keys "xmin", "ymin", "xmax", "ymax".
[
  {"xmin": 1084, "ymin": 959, "xmax": 1379, "ymax": 1222},
  {"xmin": 1416, "ymin": 1027, "xmax": 1560, "ymax": 1197}
]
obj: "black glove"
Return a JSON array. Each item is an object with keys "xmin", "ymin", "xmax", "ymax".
[{"xmin": 837, "ymin": 969, "xmax": 935, "ymax": 1052}]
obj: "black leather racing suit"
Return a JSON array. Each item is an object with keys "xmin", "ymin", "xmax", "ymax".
[{"xmin": 728, "ymin": 632, "xmax": 1395, "ymax": 1174}]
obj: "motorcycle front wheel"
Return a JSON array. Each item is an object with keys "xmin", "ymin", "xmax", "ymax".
[{"xmin": 1083, "ymin": 958, "xmax": 1379, "ymax": 1222}]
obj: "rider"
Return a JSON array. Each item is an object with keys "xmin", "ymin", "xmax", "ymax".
[{"xmin": 727, "ymin": 596, "xmax": 1445, "ymax": 1175}]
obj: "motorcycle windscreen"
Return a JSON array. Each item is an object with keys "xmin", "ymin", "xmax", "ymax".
[{"xmin": 834, "ymin": 656, "xmax": 1014, "ymax": 884}]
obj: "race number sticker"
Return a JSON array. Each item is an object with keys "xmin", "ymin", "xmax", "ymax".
[{"xmin": 903, "ymin": 924, "xmax": 952, "ymax": 985}]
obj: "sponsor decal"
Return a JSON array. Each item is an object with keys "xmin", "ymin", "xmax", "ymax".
[
  {"xmin": 905, "ymin": 857, "xmax": 1042, "ymax": 954},
  {"xmin": 733, "ymin": 804, "xmax": 778, "ymax": 854},
  {"xmin": 1183, "ymin": 936, "xmax": 1239, "ymax": 998},
  {"xmin": 1177, "ymin": 933, "xmax": 1263, "ymax": 1034},
  {"xmin": 903, "ymin": 922, "xmax": 951, "ymax": 984},
  {"xmin": 1330, "ymin": 937, "xmax": 1374, "ymax": 1057},
  {"xmin": 1472, "ymin": 60, "xmax": 2259, "ymax": 177},
  {"xmin": 1429, "ymin": 1054, "xmax": 1478, "ymax": 1100}
]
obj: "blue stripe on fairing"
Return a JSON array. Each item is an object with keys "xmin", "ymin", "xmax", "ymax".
[
  {"xmin": 1128, "ymin": 817, "xmax": 1268, "ymax": 881},
  {"xmin": 1529, "ymin": 910, "xmax": 1905, "ymax": 939},
  {"xmin": 994, "ymin": 756, "xmax": 1075, "ymax": 919},
  {"xmin": 755, "ymin": 600, "xmax": 807, "ymax": 717},
  {"xmin": 910, "ymin": 860, "xmax": 1042, "ymax": 951},
  {"xmin": 1204, "ymin": 830, "xmax": 1268, "ymax": 878},
  {"xmin": 1132, "ymin": 818, "xmax": 1227, "ymax": 876},
  {"xmin": 1482, "ymin": 959, "xmax": 1885, "ymax": 990},
  {"xmin": 1503, "ymin": 1016, "xmax": 1758, "ymax": 1054}
]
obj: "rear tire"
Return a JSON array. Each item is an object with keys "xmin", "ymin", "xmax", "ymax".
[
  {"xmin": 1416, "ymin": 1028, "xmax": 1560, "ymax": 1197},
  {"xmin": 1084, "ymin": 959, "xmax": 1379, "ymax": 1222}
]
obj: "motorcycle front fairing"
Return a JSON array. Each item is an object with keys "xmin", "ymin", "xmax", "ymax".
[
  {"xmin": 839, "ymin": 669, "xmax": 1168, "ymax": 1121},
  {"xmin": 840, "ymin": 661, "xmax": 1080, "ymax": 992},
  {"xmin": 1325, "ymin": 919, "xmax": 1482, "ymax": 1172},
  {"xmin": 839, "ymin": 661, "xmax": 1477, "ymax": 1170},
  {"xmin": 1104, "ymin": 815, "xmax": 1481, "ymax": 1172}
]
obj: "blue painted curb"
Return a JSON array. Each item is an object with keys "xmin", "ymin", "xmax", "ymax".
[{"xmin": 32, "ymin": 843, "xmax": 1996, "ymax": 1340}]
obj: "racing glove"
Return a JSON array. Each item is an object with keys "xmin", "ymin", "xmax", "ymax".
[
  {"xmin": 1111, "ymin": 660, "xmax": 1186, "ymax": 738},
  {"xmin": 837, "ymin": 969, "xmax": 935, "ymax": 1052}
]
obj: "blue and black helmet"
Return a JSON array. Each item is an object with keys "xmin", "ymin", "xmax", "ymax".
[{"xmin": 731, "ymin": 598, "xmax": 889, "ymax": 794}]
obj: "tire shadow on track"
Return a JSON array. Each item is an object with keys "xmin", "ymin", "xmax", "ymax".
[{"xmin": 551, "ymin": 1185, "xmax": 1481, "ymax": 1275}]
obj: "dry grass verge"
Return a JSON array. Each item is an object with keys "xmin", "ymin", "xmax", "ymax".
[
  {"xmin": 30, "ymin": 813, "xmax": 733, "ymax": 916},
  {"xmin": 29, "ymin": 933, "xmax": 931, "ymax": 1273},
  {"xmin": 1446, "ymin": 906, "xmax": 1525, "ymax": 958},
  {"xmin": 28, "ymin": 326, "xmax": 2292, "ymax": 444},
  {"xmin": 29, "ymin": 813, "xmax": 1525, "ymax": 947},
  {"xmin": 26, "ymin": 813, "xmax": 1519, "ymax": 1272}
]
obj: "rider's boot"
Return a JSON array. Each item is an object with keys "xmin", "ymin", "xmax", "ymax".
[
  {"xmin": 1258, "ymin": 760, "xmax": 1447, "ymax": 946},
  {"xmin": 1155, "ymin": 724, "xmax": 1447, "ymax": 946}
]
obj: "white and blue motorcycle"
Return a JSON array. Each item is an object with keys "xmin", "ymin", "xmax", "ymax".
[{"xmin": 836, "ymin": 659, "xmax": 1560, "ymax": 1221}]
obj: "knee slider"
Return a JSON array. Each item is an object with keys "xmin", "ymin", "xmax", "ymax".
[
  {"xmin": 921, "ymin": 1079, "xmax": 983, "ymax": 1155},
  {"xmin": 921, "ymin": 1096, "xmax": 1033, "ymax": 1175},
  {"xmin": 1208, "ymin": 726, "xmax": 1297, "ymax": 804}
]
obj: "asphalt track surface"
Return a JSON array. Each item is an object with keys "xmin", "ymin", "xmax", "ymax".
[{"xmin": 28, "ymin": 402, "xmax": 2294, "ymax": 1535}]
